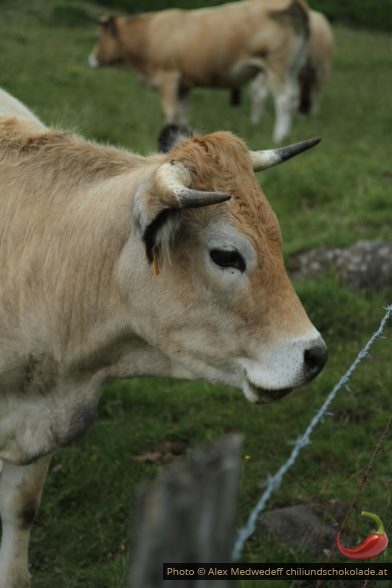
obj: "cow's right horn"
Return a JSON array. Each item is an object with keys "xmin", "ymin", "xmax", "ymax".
[
  {"xmin": 157, "ymin": 161, "xmax": 231, "ymax": 209},
  {"xmin": 250, "ymin": 137, "xmax": 321, "ymax": 171}
]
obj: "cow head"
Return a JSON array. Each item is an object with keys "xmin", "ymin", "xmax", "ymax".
[
  {"xmin": 88, "ymin": 15, "xmax": 123, "ymax": 68},
  {"xmin": 124, "ymin": 124, "xmax": 327, "ymax": 403}
]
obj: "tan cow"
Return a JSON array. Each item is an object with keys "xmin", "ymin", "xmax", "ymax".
[
  {"xmin": 0, "ymin": 87, "xmax": 326, "ymax": 587},
  {"xmin": 88, "ymin": 0, "xmax": 310, "ymax": 143},
  {"xmin": 249, "ymin": 8, "xmax": 334, "ymax": 123}
]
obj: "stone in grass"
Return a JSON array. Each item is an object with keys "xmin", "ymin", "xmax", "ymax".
[
  {"xmin": 290, "ymin": 240, "xmax": 392, "ymax": 292},
  {"xmin": 257, "ymin": 504, "xmax": 337, "ymax": 556}
]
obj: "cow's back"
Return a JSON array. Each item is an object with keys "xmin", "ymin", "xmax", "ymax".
[
  {"xmin": 0, "ymin": 88, "xmax": 46, "ymax": 131},
  {"xmin": 144, "ymin": 0, "xmax": 308, "ymax": 87}
]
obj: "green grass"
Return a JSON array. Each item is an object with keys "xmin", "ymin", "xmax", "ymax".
[
  {"xmin": 1, "ymin": 2, "xmax": 391, "ymax": 587},
  {"xmin": 311, "ymin": 0, "xmax": 392, "ymax": 31}
]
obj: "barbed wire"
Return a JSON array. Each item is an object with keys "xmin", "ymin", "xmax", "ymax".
[{"xmin": 232, "ymin": 304, "xmax": 392, "ymax": 561}]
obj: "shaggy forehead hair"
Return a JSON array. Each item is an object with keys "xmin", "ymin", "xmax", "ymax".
[{"xmin": 167, "ymin": 131, "xmax": 282, "ymax": 250}]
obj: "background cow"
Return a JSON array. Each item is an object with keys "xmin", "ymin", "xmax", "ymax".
[
  {"xmin": 88, "ymin": 0, "xmax": 310, "ymax": 143},
  {"xmin": 248, "ymin": 8, "xmax": 334, "ymax": 123},
  {"xmin": 0, "ymin": 87, "xmax": 326, "ymax": 587}
]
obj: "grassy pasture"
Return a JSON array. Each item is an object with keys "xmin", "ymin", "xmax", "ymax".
[{"xmin": 0, "ymin": 1, "xmax": 391, "ymax": 587}]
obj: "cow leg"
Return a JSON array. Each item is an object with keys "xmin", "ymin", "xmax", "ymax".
[
  {"xmin": 269, "ymin": 74, "xmax": 300, "ymax": 144},
  {"xmin": 154, "ymin": 71, "xmax": 183, "ymax": 124},
  {"xmin": 230, "ymin": 88, "xmax": 242, "ymax": 107},
  {"xmin": 309, "ymin": 74, "xmax": 325, "ymax": 116},
  {"xmin": 249, "ymin": 72, "xmax": 269, "ymax": 125},
  {"xmin": 0, "ymin": 456, "xmax": 51, "ymax": 588},
  {"xmin": 177, "ymin": 87, "xmax": 190, "ymax": 125}
]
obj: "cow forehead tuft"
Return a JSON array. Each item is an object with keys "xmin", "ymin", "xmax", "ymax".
[
  {"xmin": 194, "ymin": 131, "xmax": 250, "ymax": 158},
  {"xmin": 166, "ymin": 130, "xmax": 281, "ymax": 247},
  {"xmin": 167, "ymin": 130, "xmax": 253, "ymax": 177}
]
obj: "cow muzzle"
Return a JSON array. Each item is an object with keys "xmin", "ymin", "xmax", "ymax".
[
  {"xmin": 240, "ymin": 335, "xmax": 328, "ymax": 404},
  {"xmin": 303, "ymin": 343, "xmax": 328, "ymax": 381}
]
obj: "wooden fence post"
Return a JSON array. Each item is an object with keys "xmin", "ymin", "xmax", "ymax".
[{"xmin": 128, "ymin": 435, "xmax": 242, "ymax": 588}]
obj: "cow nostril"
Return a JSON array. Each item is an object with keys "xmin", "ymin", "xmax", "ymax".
[{"xmin": 304, "ymin": 344, "xmax": 328, "ymax": 380}]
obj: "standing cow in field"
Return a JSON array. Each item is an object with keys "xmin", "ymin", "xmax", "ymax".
[
  {"xmin": 88, "ymin": 0, "xmax": 310, "ymax": 144},
  {"xmin": 248, "ymin": 8, "xmax": 334, "ymax": 123},
  {"xmin": 0, "ymin": 87, "xmax": 327, "ymax": 587}
]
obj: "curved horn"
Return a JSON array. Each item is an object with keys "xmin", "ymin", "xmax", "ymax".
[
  {"xmin": 250, "ymin": 137, "xmax": 321, "ymax": 172},
  {"xmin": 156, "ymin": 162, "xmax": 231, "ymax": 209},
  {"xmin": 176, "ymin": 188, "xmax": 231, "ymax": 209}
]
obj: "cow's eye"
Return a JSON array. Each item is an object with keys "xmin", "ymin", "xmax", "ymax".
[{"xmin": 209, "ymin": 249, "xmax": 246, "ymax": 273}]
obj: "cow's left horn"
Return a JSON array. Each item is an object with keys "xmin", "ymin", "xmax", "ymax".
[
  {"xmin": 250, "ymin": 137, "xmax": 321, "ymax": 172},
  {"xmin": 157, "ymin": 161, "xmax": 231, "ymax": 208},
  {"xmin": 176, "ymin": 187, "xmax": 231, "ymax": 209}
]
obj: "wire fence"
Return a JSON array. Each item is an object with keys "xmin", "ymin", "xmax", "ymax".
[{"xmin": 232, "ymin": 304, "xmax": 392, "ymax": 561}]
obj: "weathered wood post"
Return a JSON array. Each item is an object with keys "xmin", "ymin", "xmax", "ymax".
[{"xmin": 128, "ymin": 435, "xmax": 242, "ymax": 588}]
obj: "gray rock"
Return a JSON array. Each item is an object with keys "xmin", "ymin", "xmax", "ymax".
[
  {"xmin": 257, "ymin": 504, "xmax": 337, "ymax": 556},
  {"xmin": 290, "ymin": 240, "xmax": 392, "ymax": 291}
]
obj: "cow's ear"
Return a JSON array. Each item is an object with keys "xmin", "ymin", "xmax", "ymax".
[
  {"xmin": 134, "ymin": 196, "xmax": 182, "ymax": 274},
  {"xmin": 132, "ymin": 178, "xmax": 182, "ymax": 271},
  {"xmin": 100, "ymin": 14, "xmax": 117, "ymax": 36},
  {"xmin": 133, "ymin": 161, "xmax": 230, "ymax": 272},
  {"xmin": 143, "ymin": 209, "xmax": 181, "ymax": 275},
  {"xmin": 157, "ymin": 123, "xmax": 194, "ymax": 153}
]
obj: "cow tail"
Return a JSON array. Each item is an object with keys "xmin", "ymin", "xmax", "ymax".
[
  {"xmin": 272, "ymin": 0, "xmax": 310, "ymax": 79},
  {"xmin": 290, "ymin": 1, "xmax": 312, "ymax": 115}
]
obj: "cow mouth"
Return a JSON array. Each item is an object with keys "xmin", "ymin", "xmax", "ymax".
[{"xmin": 243, "ymin": 379, "xmax": 293, "ymax": 404}]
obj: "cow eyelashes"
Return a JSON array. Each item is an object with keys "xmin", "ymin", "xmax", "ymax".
[{"xmin": 209, "ymin": 249, "xmax": 246, "ymax": 273}]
